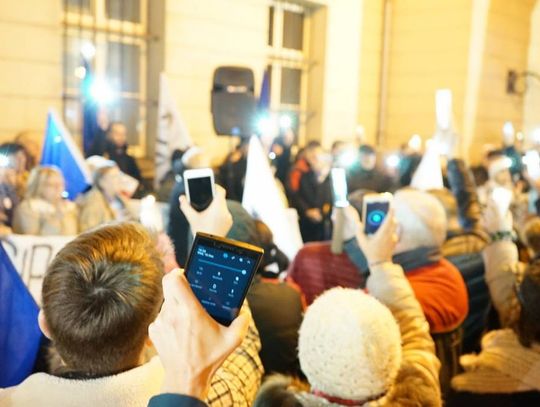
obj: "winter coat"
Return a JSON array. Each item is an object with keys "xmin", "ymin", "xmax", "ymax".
[
  {"xmin": 263, "ymin": 261, "xmax": 442, "ymax": 406},
  {"xmin": 12, "ymin": 198, "xmax": 78, "ymax": 236},
  {"xmin": 77, "ymin": 188, "xmax": 135, "ymax": 232},
  {"xmin": 451, "ymin": 241, "xmax": 540, "ymax": 396}
]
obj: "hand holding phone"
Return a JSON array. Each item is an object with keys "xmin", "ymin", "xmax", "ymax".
[
  {"xmin": 184, "ymin": 233, "xmax": 264, "ymax": 326},
  {"xmin": 357, "ymin": 207, "xmax": 398, "ymax": 268},
  {"xmin": 180, "ymin": 185, "xmax": 233, "ymax": 237},
  {"xmin": 149, "ymin": 269, "xmax": 249, "ymax": 399},
  {"xmin": 184, "ymin": 168, "xmax": 215, "ymax": 212},
  {"xmin": 362, "ymin": 193, "xmax": 393, "ymax": 235}
]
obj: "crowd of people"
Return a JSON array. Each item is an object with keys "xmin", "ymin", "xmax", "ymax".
[{"xmin": 1, "ymin": 121, "xmax": 540, "ymax": 407}]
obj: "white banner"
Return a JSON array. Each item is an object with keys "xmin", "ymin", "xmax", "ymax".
[
  {"xmin": 2, "ymin": 235, "xmax": 74, "ymax": 306},
  {"xmin": 155, "ymin": 73, "xmax": 192, "ymax": 188}
]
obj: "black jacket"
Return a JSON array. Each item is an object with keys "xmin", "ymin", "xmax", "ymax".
[
  {"xmin": 445, "ymin": 158, "xmax": 490, "ymax": 353},
  {"xmin": 247, "ymin": 275, "xmax": 303, "ymax": 377},
  {"xmin": 106, "ymin": 144, "xmax": 142, "ymax": 182},
  {"xmin": 289, "ymin": 169, "xmax": 332, "ymax": 218}
]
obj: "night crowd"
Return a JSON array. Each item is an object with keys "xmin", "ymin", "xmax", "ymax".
[{"xmin": 0, "ymin": 121, "xmax": 540, "ymax": 407}]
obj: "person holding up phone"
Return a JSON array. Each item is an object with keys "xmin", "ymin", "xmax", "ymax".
[
  {"xmin": 147, "ymin": 269, "xmax": 250, "ymax": 407},
  {"xmin": 253, "ymin": 207, "xmax": 442, "ymax": 406}
]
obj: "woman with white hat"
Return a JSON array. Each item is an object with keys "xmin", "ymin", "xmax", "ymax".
[{"xmin": 254, "ymin": 206, "xmax": 441, "ymax": 406}]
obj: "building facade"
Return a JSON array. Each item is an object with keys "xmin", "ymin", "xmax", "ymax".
[{"xmin": 0, "ymin": 0, "xmax": 538, "ymax": 166}]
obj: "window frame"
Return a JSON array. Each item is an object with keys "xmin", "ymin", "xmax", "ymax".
[
  {"xmin": 62, "ymin": 0, "xmax": 149, "ymax": 157},
  {"xmin": 267, "ymin": 1, "xmax": 311, "ymax": 146}
]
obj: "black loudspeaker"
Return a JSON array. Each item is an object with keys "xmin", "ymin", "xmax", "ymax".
[{"xmin": 211, "ymin": 66, "xmax": 256, "ymax": 137}]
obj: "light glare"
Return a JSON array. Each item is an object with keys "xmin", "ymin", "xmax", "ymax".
[
  {"xmin": 74, "ymin": 66, "xmax": 87, "ymax": 79},
  {"xmin": 386, "ymin": 154, "xmax": 400, "ymax": 168},
  {"xmin": 279, "ymin": 114, "xmax": 292, "ymax": 130},
  {"xmin": 408, "ymin": 134, "xmax": 422, "ymax": 151},
  {"xmin": 90, "ymin": 78, "xmax": 116, "ymax": 104},
  {"xmin": 81, "ymin": 42, "xmax": 96, "ymax": 60}
]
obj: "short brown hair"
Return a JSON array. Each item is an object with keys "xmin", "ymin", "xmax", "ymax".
[
  {"xmin": 523, "ymin": 216, "xmax": 540, "ymax": 255},
  {"xmin": 42, "ymin": 222, "xmax": 164, "ymax": 376},
  {"xmin": 515, "ymin": 262, "xmax": 540, "ymax": 348}
]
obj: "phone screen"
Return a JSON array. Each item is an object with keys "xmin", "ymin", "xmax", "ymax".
[
  {"xmin": 187, "ymin": 176, "xmax": 213, "ymax": 212},
  {"xmin": 185, "ymin": 234, "xmax": 263, "ymax": 326},
  {"xmin": 364, "ymin": 201, "xmax": 390, "ymax": 235},
  {"xmin": 331, "ymin": 168, "xmax": 349, "ymax": 208}
]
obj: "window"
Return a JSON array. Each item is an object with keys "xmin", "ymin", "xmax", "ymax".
[
  {"xmin": 62, "ymin": 0, "xmax": 149, "ymax": 156},
  {"xmin": 267, "ymin": 1, "xmax": 311, "ymax": 143}
]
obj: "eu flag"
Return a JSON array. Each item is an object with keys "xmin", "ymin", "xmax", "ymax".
[
  {"xmin": 0, "ymin": 243, "xmax": 42, "ymax": 387},
  {"xmin": 40, "ymin": 110, "xmax": 92, "ymax": 200},
  {"xmin": 81, "ymin": 58, "xmax": 107, "ymax": 157}
]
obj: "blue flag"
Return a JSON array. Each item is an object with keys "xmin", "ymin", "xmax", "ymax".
[
  {"xmin": 81, "ymin": 58, "xmax": 105, "ymax": 157},
  {"xmin": 258, "ymin": 69, "xmax": 271, "ymax": 112},
  {"xmin": 40, "ymin": 110, "xmax": 92, "ymax": 200},
  {"xmin": 0, "ymin": 243, "xmax": 42, "ymax": 387}
]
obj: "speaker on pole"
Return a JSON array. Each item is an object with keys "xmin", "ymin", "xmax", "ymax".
[{"xmin": 211, "ymin": 66, "xmax": 256, "ymax": 137}]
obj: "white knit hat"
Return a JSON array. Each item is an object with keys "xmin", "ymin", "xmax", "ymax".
[
  {"xmin": 394, "ymin": 189, "xmax": 447, "ymax": 251},
  {"xmin": 298, "ymin": 287, "xmax": 402, "ymax": 401}
]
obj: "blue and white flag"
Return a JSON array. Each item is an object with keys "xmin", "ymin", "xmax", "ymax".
[
  {"xmin": 0, "ymin": 242, "xmax": 42, "ymax": 387},
  {"xmin": 41, "ymin": 109, "xmax": 92, "ymax": 200}
]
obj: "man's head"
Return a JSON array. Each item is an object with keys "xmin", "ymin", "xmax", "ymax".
[
  {"xmin": 358, "ymin": 145, "xmax": 376, "ymax": 171},
  {"xmin": 393, "ymin": 189, "xmax": 447, "ymax": 253},
  {"xmin": 181, "ymin": 146, "xmax": 210, "ymax": 170},
  {"xmin": 428, "ymin": 188, "xmax": 461, "ymax": 234},
  {"xmin": 304, "ymin": 141, "xmax": 326, "ymax": 173},
  {"xmin": 515, "ymin": 261, "xmax": 540, "ymax": 348},
  {"xmin": 107, "ymin": 122, "xmax": 128, "ymax": 147},
  {"xmin": 523, "ymin": 217, "xmax": 540, "ymax": 257},
  {"xmin": 298, "ymin": 288, "xmax": 401, "ymax": 401},
  {"xmin": 488, "ymin": 155, "xmax": 512, "ymax": 187},
  {"xmin": 39, "ymin": 223, "xmax": 164, "ymax": 376}
]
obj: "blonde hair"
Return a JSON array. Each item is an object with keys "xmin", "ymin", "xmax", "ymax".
[{"xmin": 25, "ymin": 165, "xmax": 64, "ymax": 199}]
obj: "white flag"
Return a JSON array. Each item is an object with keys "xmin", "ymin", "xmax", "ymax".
[
  {"xmin": 242, "ymin": 137, "xmax": 303, "ymax": 260},
  {"xmin": 410, "ymin": 142, "xmax": 444, "ymax": 190},
  {"xmin": 155, "ymin": 73, "xmax": 192, "ymax": 188}
]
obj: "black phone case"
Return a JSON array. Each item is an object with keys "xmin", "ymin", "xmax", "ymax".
[{"xmin": 184, "ymin": 232, "xmax": 264, "ymax": 326}]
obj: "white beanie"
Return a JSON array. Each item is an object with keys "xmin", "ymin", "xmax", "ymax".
[
  {"xmin": 393, "ymin": 189, "xmax": 447, "ymax": 252},
  {"xmin": 298, "ymin": 287, "xmax": 402, "ymax": 401}
]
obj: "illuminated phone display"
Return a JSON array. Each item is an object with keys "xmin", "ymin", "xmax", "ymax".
[{"xmin": 185, "ymin": 233, "xmax": 263, "ymax": 326}]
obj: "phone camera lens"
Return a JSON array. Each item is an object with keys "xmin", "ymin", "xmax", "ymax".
[{"xmin": 368, "ymin": 210, "xmax": 385, "ymax": 226}]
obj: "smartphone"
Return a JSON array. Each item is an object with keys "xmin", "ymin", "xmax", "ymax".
[
  {"xmin": 331, "ymin": 167, "xmax": 349, "ymax": 208},
  {"xmin": 184, "ymin": 232, "xmax": 264, "ymax": 326},
  {"xmin": 362, "ymin": 193, "xmax": 392, "ymax": 235},
  {"xmin": 184, "ymin": 168, "xmax": 215, "ymax": 212}
]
